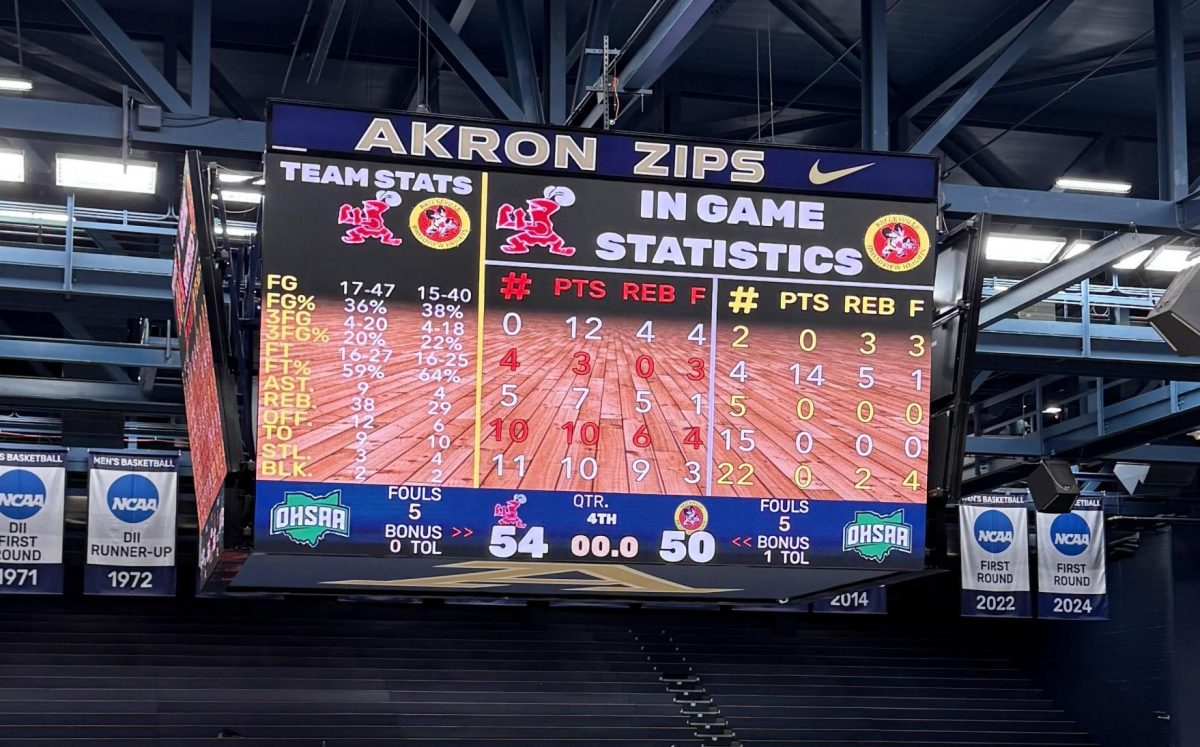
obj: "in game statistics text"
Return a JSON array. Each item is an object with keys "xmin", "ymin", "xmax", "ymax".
[{"xmin": 256, "ymin": 153, "xmax": 935, "ymax": 570}]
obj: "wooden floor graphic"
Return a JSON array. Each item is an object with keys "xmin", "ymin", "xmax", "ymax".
[{"xmin": 259, "ymin": 304, "xmax": 927, "ymax": 503}]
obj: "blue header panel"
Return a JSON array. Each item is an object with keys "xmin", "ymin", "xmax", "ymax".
[{"xmin": 268, "ymin": 101, "xmax": 938, "ymax": 201}]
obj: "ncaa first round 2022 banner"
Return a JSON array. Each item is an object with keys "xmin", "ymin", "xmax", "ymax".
[
  {"xmin": 1036, "ymin": 497, "xmax": 1107, "ymax": 620},
  {"xmin": 0, "ymin": 448, "xmax": 66, "ymax": 594},
  {"xmin": 959, "ymin": 493, "xmax": 1031, "ymax": 618},
  {"xmin": 85, "ymin": 452, "xmax": 178, "ymax": 596}
]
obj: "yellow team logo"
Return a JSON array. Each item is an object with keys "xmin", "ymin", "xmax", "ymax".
[
  {"xmin": 409, "ymin": 197, "xmax": 470, "ymax": 250},
  {"xmin": 674, "ymin": 500, "xmax": 709, "ymax": 534},
  {"xmin": 864, "ymin": 214, "xmax": 929, "ymax": 272}
]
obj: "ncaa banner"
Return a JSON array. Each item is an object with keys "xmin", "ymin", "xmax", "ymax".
[
  {"xmin": 1036, "ymin": 497, "xmax": 1107, "ymax": 620},
  {"xmin": 85, "ymin": 452, "xmax": 178, "ymax": 596},
  {"xmin": 959, "ymin": 493, "xmax": 1031, "ymax": 618},
  {"xmin": 812, "ymin": 586, "xmax": 887, "ymax": 614},
  {"xmin": 0, "ymin": 448, "xmax": 66, "ymax": 594}
]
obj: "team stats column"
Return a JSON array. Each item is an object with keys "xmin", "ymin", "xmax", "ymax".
[{"xmin": 257, "ymin": 155, "xmax": 483, "ymax": 488}]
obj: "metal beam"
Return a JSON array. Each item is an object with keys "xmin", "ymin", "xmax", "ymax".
[
  {"xmin": 405, "ymin": 0, "xmax": 476, "ymax": 111},
  {"xmin": 391, "ymin": 0, "xmax": 525, "ymax": 121},
  {"xmin": 1045, "ymin": 382, "xmax": 1200, "ymax": 459},
  {"xmin": 0, "ymin": 376, "xmax": 180, "ymax": 415},
  {"xmin": 976, "ymin": 319, "xmax": 1200, "ymax": 381},
  {"xmin": 543, "ymin": 0, "xmax": 567, "ymax": 124},
  {"xmin": 63, "ymin": 0, "xmax": 190, "ymax": 114},
  {"xmin": 307, "ymin": 0, "xmax": 346, "ymax": 84},
  {"xmin": 907, "ymin": 0, "xmax": 1073, "ymax": 154},
  {"xmin": 1155, "ymin": 0, "xmax": 1188, "ymax": 201},
  {"xmin": 902, "ymin": 0, "xmax": 1043, "ymax": 119},
  {"xmin": 930, "ymin": 42, "xmax": 1200, "ymax": 108},
  {"xmin": 571, "ymin": 0, "xmax": 729, "ymax": 128},
  {"xmin": 54, "ymin": 313, "xmax": 134, "ymax": 383},
  {"xmin": 0, "ymin": 37, "xmax": 122, "ymax": 105},
  {"xmin": 0, "ymin": 98, "xmax": 263, "ymax": 152},
  {"xmin": 0, "ymin": 244, "xmax": 171, "ymax": 304},
  {"xmin": 190, "ymin": 0, "xmax": 211, "ymax": 115},
  {"xmin": 941, "ymin": 184, "xmax": 1184, "ymax": 234},
  {"xmin": 497, "ymin": 0, "xmax": 543, "ymax": 122},
  {"xmin": 23, "ymin": 30, "xmax": 135, "ymax": 92},
  {"xmin": 978, "ymin": 232, "xmax": 1164, "ymax": 327},
  {"xmin": 768, "ymin": 0, "xmax": 861, "ymax": 79},
  {"xmin": 0, "ymin": 336, "xmax": 178, "ymax": 369},
  {"xmin": 572, "ymin": 0, "xmax": 614, "ymax": 108},
  {"xmin": 941, "ymin": 130, "xmax": 1026, "ymax": 188},
  {"xmin": 860, "ymin": 0, "xmax": 887, "ymax": 150}
]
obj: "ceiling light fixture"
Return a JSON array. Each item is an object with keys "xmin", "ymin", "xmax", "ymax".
[
  {"xmin": 217, "ymin": 171, "xmax": 257, "ymax": 183},
  {"xmin": 1144, "ymin": 247, "xmax": 1200, "ymax": 273},
  {"xmin": 0, "ymin": 78, "xmax": 33, "ymax": 92},
  {"xmin": 55, "ymin": 155, "xmax": 157, "ymax": 194},
  {"xmin": 0, "ymin": 150, "xmax": 24, "ymax": 182},
  {"xmin": 1042, "ymin": 405, "xmax": 1063, "ymax": 415},
  {"xmin": 1055, "ymin": 177, "xmax": 1132, "ymax": 194},
  {"xmin": 1113, "ymin": 249, "xmax": 1153, "ymax": 270},
  {"xmin": 217, "ymin": 190, "xmax": 262, "ymax": 204},
  {"xmin": 985, "ymin": 235, "xmax": 1066, "ymax": 264}
]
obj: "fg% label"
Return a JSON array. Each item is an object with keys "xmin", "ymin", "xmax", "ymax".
[{"xmin": 276, "ymin": 294, "xmax": 316, "ymax": 311}]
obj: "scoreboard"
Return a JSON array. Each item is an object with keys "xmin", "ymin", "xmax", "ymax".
[{"xmin": 249, "ymin": 102, "xmax": 938, "ymax": 598}]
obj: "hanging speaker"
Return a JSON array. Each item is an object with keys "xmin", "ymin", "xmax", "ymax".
[
  {"xmin": 1147, "ymin": 262, "xmax": 1200, "ymax": 356},
  {"xmin": 1027, "ymin": 459, "xmax": 1080, "ymax": 513}
]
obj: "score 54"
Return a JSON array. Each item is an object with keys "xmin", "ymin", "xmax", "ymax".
[{"xmin": 489, "ymin": 525, "xmax": 549, "ymax": 558}]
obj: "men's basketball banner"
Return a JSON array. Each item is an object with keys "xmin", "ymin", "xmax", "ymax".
[
  {"xmin": 811, "ymin": 585, "xmax": 887, "ymax": 614},
  {"xmin": 85, "ymin": 452, "xmax": 178, "ymax": 596},
  {"xmin": 959, "ymin": 493, "xmax": 1030, "ymax": 617},
  {"xmin": 1036, "ymin": 497, "xmax": 1107, "ymax": 620},
  {"xmin": 0, "ymin": 448, "xmax": 66, "ymax": 594}
]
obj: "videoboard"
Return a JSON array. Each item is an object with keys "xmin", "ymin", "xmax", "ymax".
[
  {"xmin": 175, "ymin": 155, "xmax": 229, "ymax": 533},
  {"xmin": 250, "ymin": 102, "xmax": 938, "ymax": 597}
]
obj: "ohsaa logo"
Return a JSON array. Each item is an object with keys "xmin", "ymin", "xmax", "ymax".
[
  {"xmin": 410, "ymin": 197, "xmax": 470, "ymax": 250},
  {"xmin": 973, "ymin": 510, "xmax": 1015, "ymax": 554},
  {"xmin": 843, "ymin": 510, "xmax": 912, "ymax": 562},
  {"xmin": 106, "ymin": 474, "xmax": 160, "ymax": 524},
  {"xmin": 1050, "ymin": 513, "xmax": 1090, "ymax": 557},
  {"xmin": 270, "ymin": 490, "xmax": 350, "ymax": 548},
  {"xmin": 0, "ymin": 468, "xmax": 47, "ymax": 521},
  {"xmin": 863, "ymin": 214, "xmax": 929, "ymax": 272}
]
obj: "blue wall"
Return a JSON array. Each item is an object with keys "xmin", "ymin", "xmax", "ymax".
[
  {"xmin": 1171, "ymin": 525, "xmax": 1200, "ymax": 747},
  {"xmin": 1005, "ymin": 528, "xmax": 1174, "ymax": 747}
]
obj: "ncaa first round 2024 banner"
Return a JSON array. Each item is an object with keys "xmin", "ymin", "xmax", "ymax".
[
  {"xmin": 959, "ymin": 493, "xmax": 1031, "ymax": 618},
  {"xmin": 1036, "ymin": 496, "xmax": 1107, "ymax": 620},
  {"xmin": 0, "ymin": 448, "xmax": 66, "ymax": 594},
  {"xmin": 85, "ymin": 452, "xmax": 178, "ymax": 596}
]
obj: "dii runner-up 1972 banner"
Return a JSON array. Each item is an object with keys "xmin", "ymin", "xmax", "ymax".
[
  {"xmin": 0, "ymin": 448, "xmax": 66, "ymax": 595},
  {"xmin": 85, "ymin": 452, "xmax": 178, "ymax": 596},
  {"xmin": 959, "ymin": 493, "xmax": 1031, "ymax": 618}
]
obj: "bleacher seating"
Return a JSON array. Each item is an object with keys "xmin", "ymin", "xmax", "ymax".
[{"xmin": 0, "ymin": 598, "xmax": 1095, "ymax": 746}]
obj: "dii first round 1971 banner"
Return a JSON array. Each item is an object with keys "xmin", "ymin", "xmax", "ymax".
[{"xmin": 0, "ymin": 448, "xmax": 66, "ymax": 595}]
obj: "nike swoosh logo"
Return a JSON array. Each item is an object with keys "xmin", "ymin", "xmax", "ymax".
[{"xmin": 809, "ymin": 159, "xmax": 875, "ymax": 185}]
